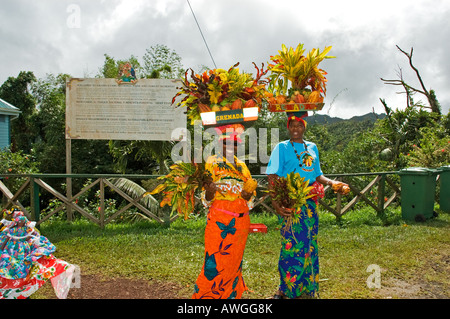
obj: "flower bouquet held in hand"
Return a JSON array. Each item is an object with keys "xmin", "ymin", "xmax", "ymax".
[
  {"xmin": 147, "ymin": 162, "xmax": 212, "ymax": 220},
  {"xmin": 268, "ymin": 172, "xmax": 317, "ymax": 235},
  {"xmin": 266, "ymin": 43, "xmax": 335, "ymax": 112}
]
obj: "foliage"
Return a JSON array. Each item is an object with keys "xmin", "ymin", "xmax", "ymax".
[
  {"xmin": 406, "ymin": 126, "xmax": 450, "ymax": 168},
  {"xmin": 30, "ymin": 73, "xmax": 68, "ymax": 173},
  {"xmin": 0, "ymin": 148, "xmax": 39, "ymax": 193},
  {"xmin": 99, "ymin": 54, "xmax": 141, "ymax": 79},
  {"xmin": 267, "ymin": 172, "xmax": 315, "ymax": 211},
  {"xmin": 173, "ymin": 62, "xmax": 268, "ymax": 124},
  {"xmin": 0, "ymin": 71, "xmax": 37, "ymax": 153},
  {"xmin": 108, "ymin": 140, "xmax": 173, "ymax": 175},
  {"xmin": 149, "ymin": 162, "xmax": 210, "ymax": 220},
  {"xmin": 143, "ymin": 44, "xmax": 184, "ymax": 79},
  {"xmin": 267, "ymin": 43, "xmax": 334, "ymax": 105},
  {"xmin": 30, "ymin": 73, "xmax": 115, "ymax": 175},
  {"xmin": 376, "ymin": 102, "xmax": 445, "ymax": 169}
]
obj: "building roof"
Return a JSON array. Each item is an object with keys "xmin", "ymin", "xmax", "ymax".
[{"xmin": 0, "ymin": 98, "xmax": 21, "ymax": 116}]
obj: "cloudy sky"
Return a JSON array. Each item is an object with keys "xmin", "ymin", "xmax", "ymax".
[{"xmin": 1, "ymin": 0, "xmax": 449, "ymax": 118}]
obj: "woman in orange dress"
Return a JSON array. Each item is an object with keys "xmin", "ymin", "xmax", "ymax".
[{"xmin": 192, "ymin": 124, "xmax": 255, "ymax": 299}]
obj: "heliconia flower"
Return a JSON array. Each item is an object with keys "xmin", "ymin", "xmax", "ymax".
[{"xmin": 285, "ymin": 242, "xmax": 292, "ymax": 250}]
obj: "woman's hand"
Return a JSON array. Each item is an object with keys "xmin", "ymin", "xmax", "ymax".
[
  {"xmin": 317, "ymin": 175, "xmax": 350, "ymax": 195},
  {"xmin": 203, "ymin": 181, "xmax": 217, "ymax": 201},
  {"xmin": 271, "ymin": 200, "xmax": 293, "ymax": 218},
  {"xmin": 330, "ymin": 181, "xmax": 350, "ymax": 195},
  {"xmin": 240, "ymin": 189, "xmax": 253, "ymax": 201}
]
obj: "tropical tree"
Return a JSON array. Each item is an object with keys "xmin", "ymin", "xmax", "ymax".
[
  {"xmin": 377, "ymin": 99, "xmax": 442, "ymax": 169},
  {"xmin": 406, "ymin": 114, "xmax": 450, "ymax": 168},
  {"xmin": 142, "ymin": 44, "xmax": 184, "ymax": 79},
  {"xmin": 98, "ymin": 54, "xmax": 141, "ymax": 79},
  {"xmin": 0, "ymin": 71, "xmax": 37, "ymax": 153}
]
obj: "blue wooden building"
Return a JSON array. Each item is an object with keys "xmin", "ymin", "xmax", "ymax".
[{"xmin": 0, "ymin": 98, "xmax": 21, "ymax": 150}]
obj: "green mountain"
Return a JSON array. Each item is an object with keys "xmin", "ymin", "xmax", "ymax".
[
  {"xmin": 307, "ymin": 112, "xmax": 385, "ymax": 125},
  {"xmin": 306, "ymin": 112, "xmax": 386, "ymax": 152}
]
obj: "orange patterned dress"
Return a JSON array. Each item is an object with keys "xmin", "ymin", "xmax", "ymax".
[{"xmin": 192, "ymin": 155, "xmax": 255, "ymax": 299}]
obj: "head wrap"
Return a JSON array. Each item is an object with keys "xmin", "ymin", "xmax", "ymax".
[
  {"xmin": 214, "ymin": 124, "xmax": 244, "ymax": 143},
  {"xmin": 1, "ymin": 207, "xmax": 36, "ymax": 231},
  {"xmin": 286, "ymin": 111, "xmax": 308, "ymax": 129}
]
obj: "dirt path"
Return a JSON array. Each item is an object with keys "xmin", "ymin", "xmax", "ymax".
[
  {"xmin": 39, "ymin": 274, "xmax": 187, "ymax": 299},
  {"xmin": 38, "ymin": 273, "xmax": 448, "ymax": 299}
]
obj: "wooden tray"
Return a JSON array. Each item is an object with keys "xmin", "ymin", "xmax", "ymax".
[
  {"xmin": 268, "ymin": 102, "xmax": 324, "ymax": 112},
  {"xmin": 200, "ymin": 107, "xmax": 259, "ymax": 127}
]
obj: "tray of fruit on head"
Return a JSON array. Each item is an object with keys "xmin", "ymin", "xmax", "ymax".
[
  {"xmin": 266, "ymin": 43, "xmax": 335, "ymax": 113},
  {"xmin": 265, "ymin": 90, "xmax": 325, "ymax": 112},
  {"xmin": 172, "ymin": 62, "xmax": 268, "ymax": 128}
]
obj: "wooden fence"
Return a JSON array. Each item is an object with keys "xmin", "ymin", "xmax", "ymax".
[
  {"xmin": 254, "ymin": 172, "xmax": 403, "ymax": 222},
  {"xmin": 0, "ymin": 171, "xmax": 409, "ymax": 227}
]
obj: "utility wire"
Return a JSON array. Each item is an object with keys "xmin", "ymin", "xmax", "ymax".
[{"xmin": 186, "ymin": 0, "xmax": 217, "ymax": 69}]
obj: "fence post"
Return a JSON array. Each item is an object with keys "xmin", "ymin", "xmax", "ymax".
[
  {"xmin": 30, "ymin": 177, "xmax": 40, "ymax": 224},
  {"xmin": 162, "ymin": 206, "xmax": 171, "ymax": 228},
  {"xmin": 66, "ymin": 139, "xmax": 73, "ymax": 222},
  {"xmin": 100, "ymin": 178, "xmax": 105, "ymax": 228},
  {"xmin": 377, "ymin": 174, "xmax": 386, "ymax": 220}
]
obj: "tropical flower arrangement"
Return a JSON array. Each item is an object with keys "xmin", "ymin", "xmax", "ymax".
[
  {"xmin": 148, "ymin": 162, "xmax": 259, "ymax": 220},
  {"xmin": 266, "ymin": 43, "xmax": 335, "ymax": 111},
  {"xmin": 172, "ymin": 62, "xmax": 269, "ymax": 124},
  {"xmin": 148, "ymin": 162, "xmax": 212, "ymax": 220},
  {"xmin": 267, "ymin": 172, "xmax": 317, "ymax": 234}
]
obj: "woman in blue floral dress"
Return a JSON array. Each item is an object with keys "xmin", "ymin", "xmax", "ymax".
[{"xmin": 265, "ymin": 111, "xmax": 348, "ymax": 299}]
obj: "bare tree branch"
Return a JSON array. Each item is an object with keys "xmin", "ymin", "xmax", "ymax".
[{"xmin": 394, "ymin": 45, "xmax": 441, "ymax": 114}]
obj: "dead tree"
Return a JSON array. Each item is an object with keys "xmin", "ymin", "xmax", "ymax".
[{"xmin": 381, "ymin": 45, "xmax": 441, "ymax": 115}]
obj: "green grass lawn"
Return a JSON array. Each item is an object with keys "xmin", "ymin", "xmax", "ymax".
[{"xmin": 33, "ymin": 206, "xmax": 449, "ymax": 299}]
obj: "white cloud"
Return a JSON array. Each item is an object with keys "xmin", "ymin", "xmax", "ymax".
[{"xmin": 0, "ymin": 0, "xmax": 448, "ymax": 117}]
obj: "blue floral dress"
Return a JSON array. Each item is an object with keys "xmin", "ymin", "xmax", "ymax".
[{"xmin": 277, "ymin": 197, "xmax": 320, "ymax": 298}]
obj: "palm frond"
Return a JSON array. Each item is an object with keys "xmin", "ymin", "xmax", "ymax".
[{"xmin": 110, "ymin": 177, "xmax": 160, "ymax": 214}]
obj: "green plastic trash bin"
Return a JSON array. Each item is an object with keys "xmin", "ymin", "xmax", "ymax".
[
  {"xmin": 399, "ymin": 167, "xmax": 438, "ymax": 221},
  {"xmin": 438, "ymin": 165, "xmax": 450, "ymax": 213}
]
